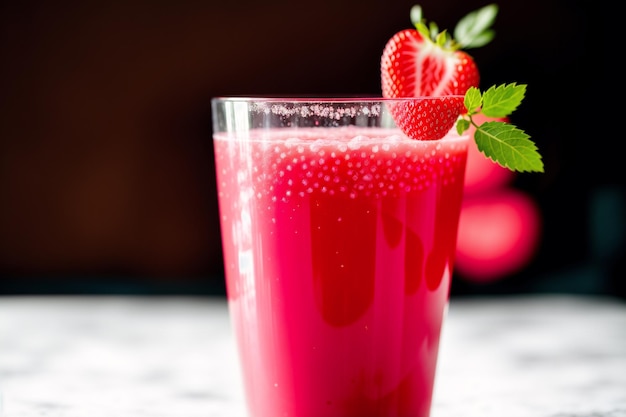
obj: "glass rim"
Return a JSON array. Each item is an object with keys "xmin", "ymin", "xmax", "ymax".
[{"xmin": 211, "ymin": 95, "xmax": 465, "ymax": 103}]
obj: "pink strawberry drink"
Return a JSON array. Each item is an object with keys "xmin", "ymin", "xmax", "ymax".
[{"xmin": 212, "ymin": 98, "xmax": 469, "ymax": 417}]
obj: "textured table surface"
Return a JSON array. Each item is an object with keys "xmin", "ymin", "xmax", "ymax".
[{"xmin": 1, "ymin": 295, "xmax": 625, "ymax": 417}]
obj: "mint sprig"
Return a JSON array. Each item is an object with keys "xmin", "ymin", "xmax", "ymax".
[{"xmin": 457, "ymin": 83, "xmax": 544, "ymax": 173}]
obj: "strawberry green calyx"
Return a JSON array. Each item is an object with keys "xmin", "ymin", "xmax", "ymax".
[
  {"xmin": 410, "ymin": 3, "xmax": 498, "ymax": 52},
  {"xmin": 457, "ymin": 83, "xmax": 544, "ymax": 173}
]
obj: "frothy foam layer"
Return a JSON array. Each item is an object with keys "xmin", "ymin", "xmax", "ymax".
[{"xmin": 214, "ymin": 127, "xmax": 469, "ymax": 200}]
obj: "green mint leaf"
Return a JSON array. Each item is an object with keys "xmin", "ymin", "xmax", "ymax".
[
  {"xmin": 481, "ymin": 83, "xmax": 526, "ymax": 118},
  {"xmin": 464, "ymin": 86, "xmax": 482, "ymax": 114},
  {"xmin": 454, "ymin": 4, "xmax": 498, "ymax": 49},
  {"xmin": 474, "ymin": 121, "xmax": 544, "ymax": 172},
  {"xmin": 456, "ymin": 118, "xmax": 470, "ymax": 135},
  {"xmin": 460, "ymin": 83, "xmax": 544, "ymax": 173}
]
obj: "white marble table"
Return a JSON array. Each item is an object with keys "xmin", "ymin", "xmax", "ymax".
[{"xmin": 1, "ymin": 295, "xmax": 625, "ymax": 417}]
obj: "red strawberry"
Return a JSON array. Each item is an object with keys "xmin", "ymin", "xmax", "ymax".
[
  {"xmin": 381, "ymin": 28, "xmax": 479, "ymax": 97},
  {"xmin": 388, "ymin": 96, "xmax": 465, "ymax": 140},
  {"xmin": 381, "ymin": 4, "xmax": 498, "ymax": 140}
]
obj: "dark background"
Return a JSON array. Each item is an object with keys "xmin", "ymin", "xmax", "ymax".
[{"xmin": 1, "ymin": 0, "xmax": 622, "ymax": 298}]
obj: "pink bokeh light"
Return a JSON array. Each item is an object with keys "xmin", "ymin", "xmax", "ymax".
[{"xmin": 456, "ymin": 191, "xmax": 541, "ymax": 282}]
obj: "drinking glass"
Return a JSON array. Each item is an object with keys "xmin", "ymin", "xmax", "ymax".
[{"xmin": 211, "ymin": 97, "xmax": 470, "ymax": 417}]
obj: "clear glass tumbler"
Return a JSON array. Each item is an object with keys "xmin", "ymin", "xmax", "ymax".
[{"xmin": 211, "ymin": 97, "xmax": 470, "ymax": 417}]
